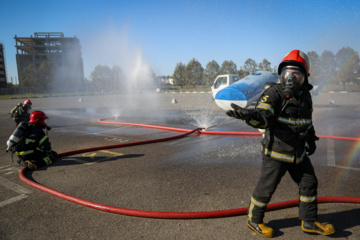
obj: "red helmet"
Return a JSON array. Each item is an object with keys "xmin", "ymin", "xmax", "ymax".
[
  {"xmin": 24, "ymin": 99, "xmax": 32, "ymax": 109},
  {"xmin": 29, "ymin": 111, "xmax": 48, "ymax": 126},
  {"xmin": 278, "ymin": 50, "xmax": 310, "ymax": 80}
]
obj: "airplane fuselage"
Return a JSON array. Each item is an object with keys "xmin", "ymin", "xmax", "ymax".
[{"xmin": 213, "ymin": 71, "xmax": 278, "ymax": 111}]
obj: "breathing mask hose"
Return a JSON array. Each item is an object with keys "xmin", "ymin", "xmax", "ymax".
[
  {"xmin": 283, "ymin": 86, "xmax": 294, "ymax": 100},
  {"xmin": 282, "ymin": 72, "xmax": 297, "ymax": 99}
]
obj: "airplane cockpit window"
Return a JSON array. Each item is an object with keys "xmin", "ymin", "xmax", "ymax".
[{"xmin": 214, "ymin": 77, "xmax": 227, "ymax": 89}]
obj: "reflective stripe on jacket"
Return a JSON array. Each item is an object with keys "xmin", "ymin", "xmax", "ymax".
[
  {"xmin": 248, "ymin": 84, "xmax": 316, "ymax": 164},
  {"xmin": 16, "ymin": 125, "xmax": 52, "ymax": 155}
]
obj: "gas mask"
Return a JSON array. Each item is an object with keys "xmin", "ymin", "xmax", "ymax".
[{"xmin": 280, "ymin": 66, "xmax": 305, "ymax": 99}]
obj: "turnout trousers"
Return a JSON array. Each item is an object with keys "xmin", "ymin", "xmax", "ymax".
[
  {"xmin": 248, "ymin": 154, "xmax": 318, "ymax": 223},
  {"xmin": 18, "ymin": 150, "xmax": 53, "ymax": 168}
]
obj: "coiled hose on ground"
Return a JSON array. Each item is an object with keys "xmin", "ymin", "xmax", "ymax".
[{"xmin": 19, "ymin": 118, "xmax": 360, "ymax": 219}]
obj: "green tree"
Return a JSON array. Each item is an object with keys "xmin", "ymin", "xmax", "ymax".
[
  {"xmin": 111, "ymin": 64, "xmax": 124, "ymax": 90},
  {"xmin": 320, "ymin": 51, "xmax": 336, "ymax": 75},
  {"xmin": 90, "ymin": 65, "xmax": 113, "ymax": 90},
  {"xmin": 173, "ymin": 62, "xmax": 187, "ymax": 88},
  {"xmin": 307, "ymin": 51, "xmax": 321, "ymax": 85},
  {"xmin": 38, "ymin": 60, "xmax": 53, "ymax": 91},
  {"xmin": 143, "ymin": 67, "xmax": 156, "ymax": 89},
  {"xmin": 20, "ymin": 64, "xmax": 37, "ymax": 89},
  {"xmin": 242, "ymin": 58, "xmax": 258, "ymax": 75},
  {"xmin": 335, "ymin": 47, "xmax": 360, "ymax": 90},
  {"xmin": 258, "ymin": 59, "xmax": 273, "ymax": 72},
  {"xmin": 237, "ymin": 68, "xmax": 247, "ymax": 78},
  {"xmin": 185, "ymin": 58, "xmax": 204, "ymax": 88},
  {"xmin": 319, "ymin": 50, "xmax": 336, "ymax": 88},
  {"xmin": 220, "ymin": 60, "xmax": 237, "ymax": 74},
  {"xmin": 204, "ymin": 60, "xmax": 220, "ymax": 85},
  {"xmin": 273, "ymin": 65, "xmax": 278, "ymax": 73}
]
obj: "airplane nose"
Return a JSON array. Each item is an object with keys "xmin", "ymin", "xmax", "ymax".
[
  {"xmin": 215, "ymin": 88, "xmax": 246, "ymax": 101},
  {"xmin": 214, "ymin": 88, "xmax": 248, "ymax": 110}
]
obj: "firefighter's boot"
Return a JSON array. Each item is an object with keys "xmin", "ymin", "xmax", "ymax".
[
  {"xmin": 25, "ymin": 160, "xmax": 38, "ymax": 171},
  {"xmin": 302, "ymin": 221, "xmax": 335, "ymax": 235},
  {"xmin": 17, "ymin": 159, "xmax": 26, "ymax": 166},
  {"xmin": 247, "ymin": 219, "xmax": 275, "ymax": 238}
]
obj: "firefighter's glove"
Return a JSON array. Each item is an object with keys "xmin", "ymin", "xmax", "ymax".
[
  {"xmin": 306, "ymin": 141, "xmax": 316, "ymax": 156},
  {"xmin": 226, "ymin": 103, "xmax": 254, "ymax": 121},
  {"xmin": 51, "ymin": 150, "xmax": 58, "ymax": 157}
]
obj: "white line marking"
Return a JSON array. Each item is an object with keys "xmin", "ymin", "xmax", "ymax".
[
  {"xmin": 0, "ymin": 165, "xmax": 11, "ymax": 169},
  {"xmin": 0, "ymin": 167, "xmax": 19, "ymax": 173},
  {"xmin": 0, "ymin": 175, "xmax": 32, "ymax": 195},
  {"xmin": 0, "ymin": 175, "xmax": 32, "ymax": 208},
  {"xmin": 91, "ymin": 128, "xmax": 121, "ymax": 135},
  {"xmin": 326, "ymin": 124, "xmax": 336, "ymax": 166},
  {"xmin": 329, "ymin": 165, "xmax": 360, "ymax": 171},
  {"xmin": 0, "ymin": 194, "xmax": 28, "ymax": 208},
  {"xmin": 326, "ymin": 122, "xmax": 360, "ymax": 171}
]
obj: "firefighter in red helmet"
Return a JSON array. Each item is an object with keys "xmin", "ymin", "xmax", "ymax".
[
  {"xmin": 11, "ymin": 111, "xmax": 57, "ymax": 171},
  {"xmin": 9, "ymin": 99, "xmax": 32, "ymax": 125},
  {"xmin": 226, "ymin": 50, "xmax": 335, "ymax": 237}
]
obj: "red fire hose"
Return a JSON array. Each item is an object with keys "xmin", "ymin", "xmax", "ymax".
[
  {"xmin": 19, "ymin": 119, "xmax": 360, "ymax": 219},
  {"xmin": 98, "ymin": 118, "xmax": 360, "ymax": 140}
]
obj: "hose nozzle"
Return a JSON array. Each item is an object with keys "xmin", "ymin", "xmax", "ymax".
[{"xmin": 196, "ymin": 127, "xmax": 206, "ymax": 133}]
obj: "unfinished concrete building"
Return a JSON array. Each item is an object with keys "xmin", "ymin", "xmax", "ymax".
[
  {"xmin": 14, "ymin": 32, "xmax": 84, "ymax": 91},
  {"xmin": 0, "ymin": 43, "xmax": 7, "ymax": 88}
]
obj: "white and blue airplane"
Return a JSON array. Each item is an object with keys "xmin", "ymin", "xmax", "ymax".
[{"xmin": 212, "ymin": 71, "xmax": 278, "ymax": 111}]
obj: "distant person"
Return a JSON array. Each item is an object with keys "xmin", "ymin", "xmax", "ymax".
[
  {"xmin": 9, "ymin": 99, "xmax": 32, "ymax": 125},
  {"xmin": 226, "ymin": 50, "xmax": 335, "ymax": 237},
  {"xmin": 7, "ymin": 111, "xmax": 57, "ymax": 171}
]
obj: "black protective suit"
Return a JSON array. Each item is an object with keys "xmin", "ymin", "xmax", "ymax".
[
  {"xmin": 16, "ymin": 123, "xmax": 55, "ymax": 169},
  {"xmin": 10, "ymin": 103, "xmax": 31, "ymax": 125},
  {"xmin": 245, "ymin": 83, "xmax": 319, "ymax": 223}
]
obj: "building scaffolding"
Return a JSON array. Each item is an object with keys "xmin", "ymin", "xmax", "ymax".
[
  {"xmin": 0, "ymin": 43, "xmax": 7, "ymax": 88},
  {"xmin": 14, "ymin": 32, "xmax": 84, "ymax": 90}
]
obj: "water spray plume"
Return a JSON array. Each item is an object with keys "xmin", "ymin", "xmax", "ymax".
[{"xmin": 83, "ymin": 26, "xmax": 158, "ymax": 119}]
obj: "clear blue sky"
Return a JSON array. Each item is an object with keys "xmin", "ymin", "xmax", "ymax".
[{"xmin": 1, "ymin": 0, "xmax": 360, "ymax": 82}]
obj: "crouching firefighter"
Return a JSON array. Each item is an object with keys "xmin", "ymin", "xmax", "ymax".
[
  {"xmin": 9, "ymin": 99, "xmax": 32, "ymax": 126},
  {"xmin": 6, "ymin": 111, "xmax": 57, "ymax": 171},
  {"xmin": 226, "ymin": 50, "xmax": 335, "ymax": 237}
]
